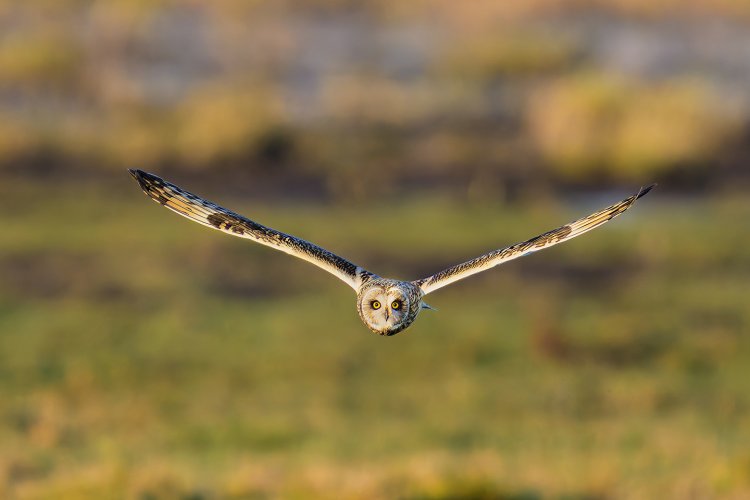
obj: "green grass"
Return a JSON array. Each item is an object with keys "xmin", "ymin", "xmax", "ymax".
[{"xmin": 0, "ymin": 179, "xmax": 749, "ymax": 498}]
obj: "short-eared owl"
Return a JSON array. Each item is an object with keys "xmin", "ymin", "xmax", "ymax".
[{"xmin": 130, "ymin": 169, "xmax": 654, "ymax": 336}]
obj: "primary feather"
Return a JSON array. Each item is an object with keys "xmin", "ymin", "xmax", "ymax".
[
  {"xmin": 129, "ymin": 169, "xmax": 372, "ymax": 291},
  {"xmin": 413, "ymin": 185, "xmax": 655, "ymax": 295}
]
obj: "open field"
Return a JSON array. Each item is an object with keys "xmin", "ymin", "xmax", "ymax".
[
  {"xmin": 0, "ymin": 177, "xmax": 748, "ymax": 498},
  {"xmin": 2, "ymin": 1, "xmax": 749, "ymax": 498}
]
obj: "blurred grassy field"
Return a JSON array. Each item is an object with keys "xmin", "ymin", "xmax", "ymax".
[
  {"xmin": 0, "ymin": 176, "xmax": 748, "ymax": 498},
  {"xmin": 2, "ymin": 1, "xmax": 749, "ymax": 498},
  {"xmin": 2, "ymin": 0, "xmax": 749, "ymax": 194}
]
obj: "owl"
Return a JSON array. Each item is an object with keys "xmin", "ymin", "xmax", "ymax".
[{"xmin": 129, "ymin": 169, "xmax": 654, "ymax": 336}]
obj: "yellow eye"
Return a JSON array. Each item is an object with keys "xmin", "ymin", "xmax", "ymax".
[
  {"xmin": 391, "ymin": 300, "xmax": 401, "ymax": 310},
  {"xmin": 371, "ymin": 300, "xmax": 381, "ymax": 310}
]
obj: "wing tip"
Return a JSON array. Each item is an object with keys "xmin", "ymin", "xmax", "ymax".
[
  {"xmin": 128, "ymin": 168, "xmax": 165, "ymax": 193},
  {"xmin": 128, "ymin": 168, "xmax": 171, "ymax": 205},
  {"xmin": 636, "ymin": 183, "xmax": 657, "ymax": 200},
  {"xmin": 128, "ymin": 168, "xmax": 145, "ymax": 187},
  {"xmin": 128, "ymin": 168, "xmax": 146, "ymax": 184}
]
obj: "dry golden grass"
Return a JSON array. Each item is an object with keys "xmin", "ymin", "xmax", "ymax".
[{"xmin": 0, "ymin": 178, "xmax": 748, "ymax": 498}]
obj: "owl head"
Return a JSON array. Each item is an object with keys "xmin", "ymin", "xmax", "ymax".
[{"xmin": 357, "ymin": 279, "xmax": 422, "ymax": 336}]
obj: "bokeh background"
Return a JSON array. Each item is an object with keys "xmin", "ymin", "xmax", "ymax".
[{"xmin": 1, "ymin": 1, "xmax": 749, "ymax": 498}]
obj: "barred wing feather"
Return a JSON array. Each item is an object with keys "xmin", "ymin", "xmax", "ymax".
[
  {"xmin": 414, "ymin": 185, "xmax": 655, "ymax": 295},
  {"xmin": 129, "ymin": 169, "xmax": 371, "ymax": 291}
]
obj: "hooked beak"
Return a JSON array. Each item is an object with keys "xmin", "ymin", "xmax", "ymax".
[{"xmin": 384, "ymin": 309, "xmax": 390, "ymax": 320}]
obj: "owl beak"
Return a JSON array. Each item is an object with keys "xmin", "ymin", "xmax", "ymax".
[{"xmin": 384, "ymin": 309, "xmax": 390, "ymax": 320}]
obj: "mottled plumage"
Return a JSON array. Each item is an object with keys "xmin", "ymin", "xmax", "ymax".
[{"xmin": 129, "ymin": 169, "xmax": 654, "ymax": 336}]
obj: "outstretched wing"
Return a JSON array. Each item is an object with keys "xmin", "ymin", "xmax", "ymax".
[
  {"xmin": 414, "ymin": 185, "xmax": 655, "ymax": 295},
  {"xmin": 129, "ymin": 169, "xmax": 373, "ymax": 291}
]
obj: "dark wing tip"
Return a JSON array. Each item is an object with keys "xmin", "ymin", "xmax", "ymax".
[
  {"xmin": 636, "ymin": 183, "xmax": 657, "ymax": 200},
  {"xmin": 128, "ymin": 169, "xmax": 171, "ymax": 206},
  {"xmin": 128, "ymin": 169, "xmax": 163, "ymax": 192},
  {"xmin": 128, "ymin": 168, "xmax": 146, "ymax": 183}
]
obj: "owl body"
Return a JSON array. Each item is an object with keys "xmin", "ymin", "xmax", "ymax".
[
  {"xmin": 129, "ymin": 169, "xmax": 653, "ymax": 337},
  {"xmin": 356, "ymin": 277, "xmax": 425, "ymax": 336}
]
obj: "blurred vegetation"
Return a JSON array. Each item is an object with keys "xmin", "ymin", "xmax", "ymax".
[
  {"xmin": 2, "ymin": 1, "xmax": 750, "ymax": 498},
  {"xmin": 1, "ymin": 179, "xmax": 749, "ymax": 498},
  {"xmin": 436, "ymin": 32, "xmax": 578, "ymax": 79},
  {"xmin": 526, "ymin": 74, "xmax": 742, "ymax": 183},
  {"xmin": 0, "ymin": 0, "xmax": 748, "ymax": 195}
]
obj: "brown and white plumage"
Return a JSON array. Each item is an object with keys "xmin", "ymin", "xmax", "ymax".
[
  {"xmin": 129, "ymin": 169, "xmax": 371, "ymax": 291},
  {"xmin": 414, "ymin": 185, "xmax": 655, "ymax": 295},
  {"xmin": 129, "ymin": 169, "xmax": 654, "ymax": 336}
]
